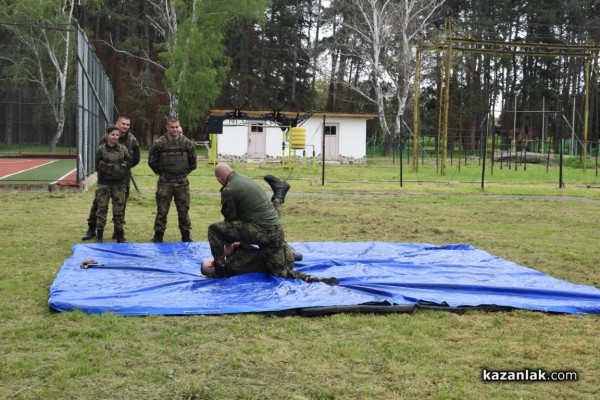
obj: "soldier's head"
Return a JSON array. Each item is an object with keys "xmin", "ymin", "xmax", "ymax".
[
  {"xmin": 200, "ymin": 258, "xmax": 215, "ymax": 278},
  {"xmin": 116, "ymin": 116, "xmax": 131, "ymax": 136},
  {"xmin": 166, "ymin": 116, "xmax": 181, "ymax": 140},
  {"xmin": 214, "ymin": 163, "xmax": 233, "ymax": 185},
  {"xmin": 106, "ymin": 125, "xmax": 120, "ymax": 145}
]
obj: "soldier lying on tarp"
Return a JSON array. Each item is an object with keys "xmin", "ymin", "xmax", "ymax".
[{"xmin": 200, "ymin": 241, "xmax": 338, "ymax": 285}]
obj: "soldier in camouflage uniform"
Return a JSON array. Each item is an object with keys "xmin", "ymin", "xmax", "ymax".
[
  {"xmin": 94, "ymin": 125, "xmax": 130, "ymax": 243},
  {"xmin": 201, "ymin": 243, "xmax": 337, "ymax": 285},
  {"xmin": 207, "ymin": 163, "xmax": 308, "ymax": 280},
  {"xmin": 201, "ymin": 180, "xmax": 338, "ymax": 284},
  {"xmin": 148, "ymin": 116, "xmax": 197, "ymax": 243},
  {"xmin": 82, "ymin": 116, "xmax": 140, "ymax": 241}
]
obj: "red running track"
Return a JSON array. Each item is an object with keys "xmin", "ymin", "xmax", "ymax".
[
  {"xmin": 0, "ymin": 158, "xmax": 78, "ymax": 186},
  {"xmin": 0, "ymin": 158, "xmax": 54, "ymax": 179}
]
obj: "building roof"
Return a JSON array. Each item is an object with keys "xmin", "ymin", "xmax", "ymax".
[{"xmin": 209, "ymin": 109, "xmax": 377, "ymax": 120}]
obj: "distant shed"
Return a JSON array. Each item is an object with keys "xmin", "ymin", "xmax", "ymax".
[{"xmin": 207, "ymin": 110, "xmax": 377, "ymax": 164}]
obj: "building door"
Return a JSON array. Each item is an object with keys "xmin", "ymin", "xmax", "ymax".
[
  {"xmin": 247, "ymin": 123, "xmax": 266, "ymax": 159},
  {"xmin": 324, "ymin": 123, "xmax": 339, "ymax": 161}
]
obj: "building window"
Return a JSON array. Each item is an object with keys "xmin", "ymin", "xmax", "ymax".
[
  {"xmin": 325, "ymin": 125, "xmax": 337, "ymax": 136},
  {"xmin": 251, "ymin": 124, "xmax": 264, "ymax": 133}
]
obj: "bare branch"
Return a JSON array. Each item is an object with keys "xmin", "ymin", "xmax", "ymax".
[
  {"xmin": 322, "ymin": 0, "xmax": 444, "ymax": 137},
  {"xmin": 94, "ymin": 38, "xmax": 167, "ymax": 72}
]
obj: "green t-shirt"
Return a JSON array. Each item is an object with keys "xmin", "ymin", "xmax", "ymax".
[{"xmin": 220, "ymin": 171, "xmax": 280, "ymax": 225}]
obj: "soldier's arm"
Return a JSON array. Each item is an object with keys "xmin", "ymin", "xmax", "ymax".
[
  {"xmin": 224, "ymin": 242, "xmax": 240, "ymax": 257},
  {"xmin": 187, "ymin": 140, "xmax": 197, "ymax": 173},
  {"xmin": 95, "ymin": 146, "xmax": 103, "ymax": 172},
  {"xmin": 147, "ymin": 141, "xmax": 161, "ymax": 174},
  {"xmin": 220, "ymin": 187, "xmax": 238, "ymax": 220},
  {"xmin": 130, "ymin": 137, "xmax": 141, "ymax": 168}
]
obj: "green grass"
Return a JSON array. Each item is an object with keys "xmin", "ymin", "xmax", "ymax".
[{"xmin": 1, "ymin": 159, "xmax": 600, "ymax": 399}]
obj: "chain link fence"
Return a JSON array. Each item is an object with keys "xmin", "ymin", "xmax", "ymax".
[
  {"xmin": 0, "ymin": 22, "xmax": 112, "ymax": 190},
  {"xmin": 0, "ymin": 89, "xmax": 78, "ymax": 187}
]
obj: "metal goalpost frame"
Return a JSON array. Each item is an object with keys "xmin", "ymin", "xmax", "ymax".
[{"xmin": 414, "ymin": 18, "xmax": 600, "ymax": 175}]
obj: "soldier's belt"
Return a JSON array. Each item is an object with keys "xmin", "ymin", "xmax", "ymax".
[{"xmin": 159, "ymin": 173, "xmax": 188, "ymax": 180}]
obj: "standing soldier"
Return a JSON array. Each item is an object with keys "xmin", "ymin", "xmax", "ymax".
[
  {"xmin": 81, "ymin": 116, "xmax": 140, "ymax": 241},
  {"xmin": 148, "ymin": 116, "xmax": 197, "ymax": 243},
  {"xmin": 94, "ymin": 125, "xmax": 130, "ymax": 243}
]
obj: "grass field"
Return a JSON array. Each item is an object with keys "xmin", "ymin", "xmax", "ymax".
[{"xmin": 1, "ymin": 157, "xmax": 599, "ymax": 399}]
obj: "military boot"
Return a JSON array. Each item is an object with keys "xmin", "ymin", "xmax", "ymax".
[
  {"xmin": 95, "ymin": 229, "xmax": 104, "ymax": 243},
  {"xmin": 115, "ymin": 229, "xmax": 127, "ymax": 243},
  {"xmin": 151, "ymin": 231, "xmax": 164, "ymax": 243},
  {"xmin": 288, "ymin": 244, "xmax": 303, "ymax": 261},
  {"xmin": 81, "ymin": 223, "xmax": 96, "ymax": 241},
  {"xmin": 181, "ymin": 230, "xmax": 192, "ymax": 242},
  {"xmin": 264, "ymin": 175, "xmax": 290, "ymax": 203},
  {"xmin": 307, "ymin": 276, "xmax": 339, "ymax": 285},
  {"xmin": 292, "ymin": 250, "xmax": 303, "ymax": 261},
  {"xmin": 323, "ymin": 277, "xmax": 339, "ymax": 285}
]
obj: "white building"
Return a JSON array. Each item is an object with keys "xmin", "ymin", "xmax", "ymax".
[{"xmin": 208, "ymin": 110, "xmax": 376, "ymax": 164}]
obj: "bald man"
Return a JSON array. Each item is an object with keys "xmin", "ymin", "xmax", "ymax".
[{"xmin": 207, "ymin": 163, "xmax": 291, "ymax": 278}]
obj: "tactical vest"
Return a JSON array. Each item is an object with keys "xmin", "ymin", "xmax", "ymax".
[
  {"xmin": 98, "ymin": 145, "xmax": 128, "ymax": 180},
  {"xmin": 159, "ymin": 144, "xmax": 189, "ymax": 175}
]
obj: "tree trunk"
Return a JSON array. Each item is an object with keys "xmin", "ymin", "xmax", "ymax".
[{"xmin": 4, "ymin": 102, "xmax": 14, "ymax": 145}]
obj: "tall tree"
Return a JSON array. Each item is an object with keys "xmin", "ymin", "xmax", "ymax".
[
  {"xmin": 77, "ymin": 0, "xmax": 168, "ymax": 144},
  {"xmin": 85, "ymin": 0, "xmax": 268, "ymax": 132},
  {"xmin": 320, "ymin": 0, "xmax": 445, "ymax": 140},
  {"xmin": 144, "ymin": 0, "xmax": 269, "ymax": 129},
  {"xmin": 219, "ymin": 0, "xmax": 315, "ymax": 112},
  {"xmin": 0, "ymin": 0, "xmax": 78, "ymax": 151}
]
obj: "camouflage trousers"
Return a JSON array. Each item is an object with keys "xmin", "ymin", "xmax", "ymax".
[
  {"xmin": 153, "ymin": 177, "xmax": 191, "ymax": 233},
  {"xmin": 272, "ymin": 197, "xmax": 283, "ymax": 217},
  {"xmin": 207, "ymin": 220, "xmax": 288, "ymax": 276},
  {"xmin": 221, "ymin": 242, "xmax": 336, "ymax": 283},
  {"xmin": 87, "ymin": 176, "xmax": 131, "ymax": 225},
  {"xmin": 95, "ymin": 183, "xmax": 126, "ymax": 230},
  {"xmin": 224, "ymin": 242, "xmax": 317, "ymax": 280},
  {"xmin": 224, "ymin": 244, "xmax": 268, "ymax": 276}
]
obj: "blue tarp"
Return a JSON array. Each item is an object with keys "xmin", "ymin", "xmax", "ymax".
[{"xmin": 48, "ymin": 242, "xmax": 600, "ymax": 316}]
